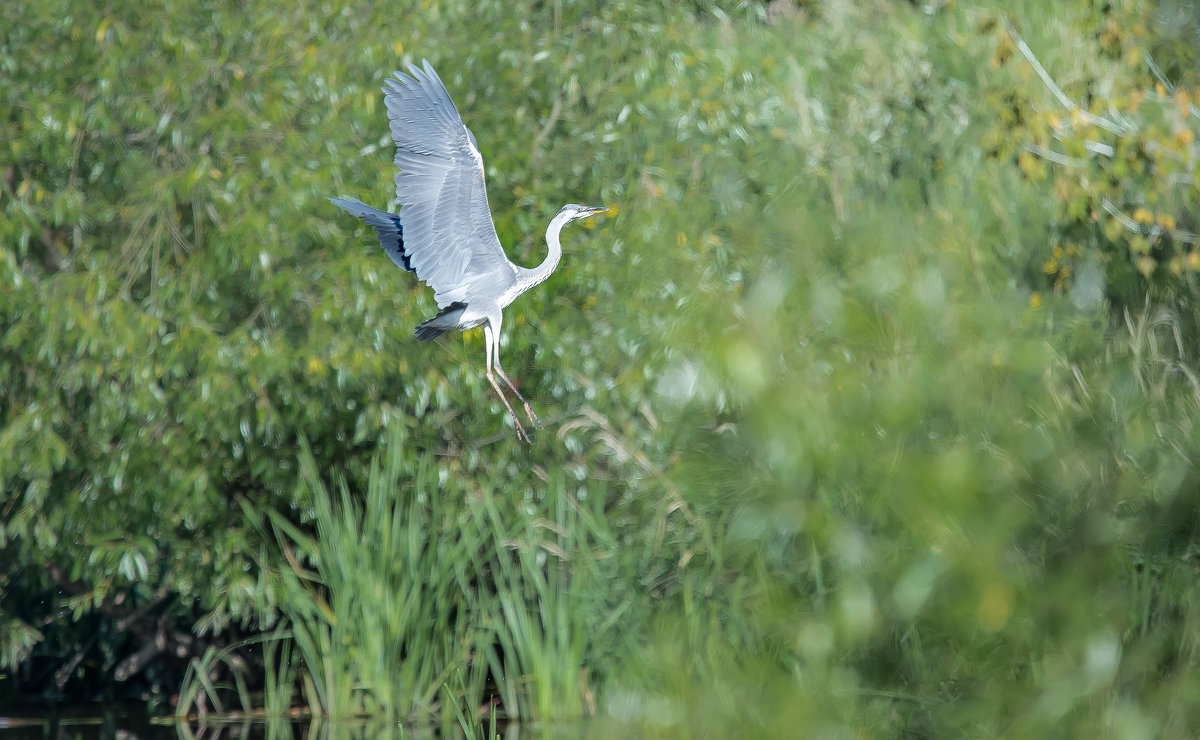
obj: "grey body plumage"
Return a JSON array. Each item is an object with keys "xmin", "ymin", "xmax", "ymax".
[{"xmin": 331, "ymin": 60, "xmax": 607, "ymax": 442}]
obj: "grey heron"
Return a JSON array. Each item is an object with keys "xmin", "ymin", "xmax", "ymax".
[{"xmin": 331, "ymin": 60, "xmax": 608, "ymax": 443}]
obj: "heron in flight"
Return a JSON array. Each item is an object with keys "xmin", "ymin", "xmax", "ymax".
[{"xmin": 331, "ymin": 60, "xmax": 608, "ymax": 442}]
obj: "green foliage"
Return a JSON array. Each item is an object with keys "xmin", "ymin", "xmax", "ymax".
[
  {"xmin": 985, "ymin": 0, "xmax": 1200, "ymax": 307},
  {"xmin": 263, "ymin": 432, "xmax": 495, "ymax": 722},
  {"xmin": 3, "ymin": 0, "xmax": 1200, "ymax": 735},
  {"xmin": 178, "ymin": 424, "xmax": 655, "ymax": 727},
  {"xmin": 0, "ymin": 0, "xmax": 660, "ymax": 695},
  {"xmin": 174, "ymin": 628, "xmax": 297, "ymax": 720}
]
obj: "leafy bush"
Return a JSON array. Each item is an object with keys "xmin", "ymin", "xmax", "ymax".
[
  {"xmin": 985, "ymin": 0, "xmax": 1200, "ymax": 308},
  {"xmin": 0, "ymin": 0, "xmax": 706, "ymax": 707},
  {"xmin": 3, "ymin": 0, "xmax": 1200, "ymax": 736}
]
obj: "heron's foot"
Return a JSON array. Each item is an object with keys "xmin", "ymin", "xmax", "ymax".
[
  {"xmin": 521, "ymin": 401, "xmax": 543, "ymax": 430},
  {"xmin": 512, "ymin": 415, "xmax": 533, "ymax": 444},
  {"xmin": 487, "ymin": 370, "xmax": 535, "ymax": 443}
]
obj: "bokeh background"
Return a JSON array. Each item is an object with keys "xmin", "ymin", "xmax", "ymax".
[{"xmin": 3, "ymin": 0, "xmax": 1200, "ymax": 736}]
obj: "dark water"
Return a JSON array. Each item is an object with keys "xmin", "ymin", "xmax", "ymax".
[
  {"xmin": 0, "ymin": 703, "xmax": 612, "ymax": 739},
  {"xmin": 0, "ymin": 705, "xmax": 310, "ymax": 740},
  {"xmin": 0, "ymin": 707, "xmax": 603, "ymax": 739},
  {"xmin": 1, "ymin": 703, "xmax": 160, "ymax": 738}
]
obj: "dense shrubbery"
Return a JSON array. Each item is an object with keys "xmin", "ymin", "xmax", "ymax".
[
  {"xmin": 3, "ymin": 0, "xmax": 1200, "ymax": 735},
  {"xmin": 985, "ymin": 1, "xmax": 1200, "ymax": 309}
]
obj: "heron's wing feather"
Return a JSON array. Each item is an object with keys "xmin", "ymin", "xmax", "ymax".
[
  {"xmin": 384, "ymin": 60, "xmax": 515, "ymax": 307},
  {"xmin": 328, "ymin": 197, "xmax": 413, "ymax": 272}
]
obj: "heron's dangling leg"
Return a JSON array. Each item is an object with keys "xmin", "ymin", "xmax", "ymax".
[
  {"xmin": 486, "ymin": 311, "xmax": 540, "ymax": 427},
  {"xmin": 484, "ymin": 322, "xmax": 531, "ymax": 443},
  {"xmin": 494, "ymin": 363, "xmax": 541, "ymax": 429},
  {"xmin": 487, "ymin": 315, "xmax": 540, "ymax": 431}
]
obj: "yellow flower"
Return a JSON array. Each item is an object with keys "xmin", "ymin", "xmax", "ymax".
[
  {"xmin": 977, "ymin": 582, "xmax": 1013, "ymax": 632},
  {"xmin": 1175, "ymin": 89, "xmax": 1192, "ymax": 116}
]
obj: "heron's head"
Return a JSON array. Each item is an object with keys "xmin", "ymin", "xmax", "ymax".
[{"xmin": 558, "ymin": 203, "xmax": 609, "ymax": 223}]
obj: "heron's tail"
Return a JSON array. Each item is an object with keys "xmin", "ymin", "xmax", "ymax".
[
  {"xmin": 329, "ymin": 196, "xmax": 414, "ymax": 273},
  {"xmin": 414, "ymin": 302, "xmax": 468, "ymax": 342}
]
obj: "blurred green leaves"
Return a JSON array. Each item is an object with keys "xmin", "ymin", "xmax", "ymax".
[
  {"xmin": 2, "ymin": 0, "xmax": 1200, "ymax": 735},
  {"xmin": 986, "ymin": 0, "xmax": 1200, "ymax": 308}
]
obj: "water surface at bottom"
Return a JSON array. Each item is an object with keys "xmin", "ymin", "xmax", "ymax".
[{"xmin": 0, "ymin": 706, "xmax": 615, "ymax": 739}]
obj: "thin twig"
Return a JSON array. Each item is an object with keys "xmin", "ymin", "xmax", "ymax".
[
  {"xmin": 1006, "ymin": 22, "xmax": 1130, "ymax": 135},
  {"xmin": 1100, "ymin": 198, "xmax": 1199, "ymax": 244},
  {"xmin": 1142, "ymin": 52, "xmax": 1200, "ymax": 120},
  {"xmin": 1144, "ymin": 51, "xmax": 1174, "ymax": 93},
  {"xmin": 561, "ymin": 404, "xmax": 695, "ymax": 525},
  {"xmin": 1025, "ymin": 143, "xmax": 1088, "ymax": 168},
  {"xmin": 1007, "ymin": 23, "xmax": 1073, "ymax": 109},
  {"xmin": 1083, "ymin": 139, "xmax": 1114, "ymax": 157}
]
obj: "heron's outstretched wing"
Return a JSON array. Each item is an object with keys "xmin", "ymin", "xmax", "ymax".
[
  {"xmin": 383, "ymin": 60, "xmax": 516, "ymax": 307},
  {"xmin": 328, "ymin": 196, "xmax": 413, "ymax": 272}
]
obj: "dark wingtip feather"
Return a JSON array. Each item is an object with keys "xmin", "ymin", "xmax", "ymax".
[
  {"xmin": 414, "ymin": 301, "xmax": 468, "ymax": 342},
  {"xmin": 414, "ymin": 324, "xmax": 446, "ymax": 342},
  {"xmin": 329, "ymin": 196, "xmax": 413, "ymax": 273}
]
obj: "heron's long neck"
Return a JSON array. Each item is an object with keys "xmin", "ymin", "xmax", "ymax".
[{"xmin": 522, "ymin": 213, "xmax": 569, "ymax": 290}]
